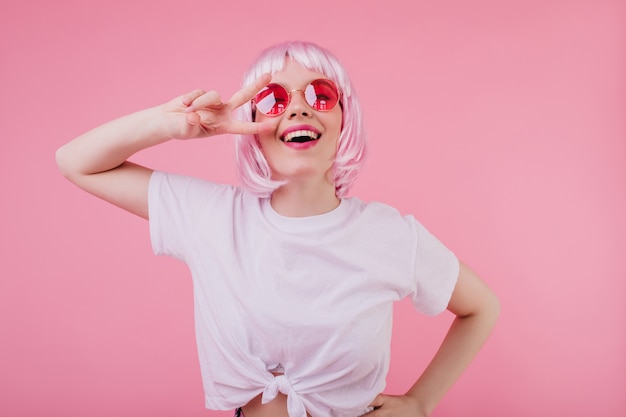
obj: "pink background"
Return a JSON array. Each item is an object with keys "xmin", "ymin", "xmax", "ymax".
[{"xmin": 1, "ymin": 1, "xmax": 624, "ymax": 416}]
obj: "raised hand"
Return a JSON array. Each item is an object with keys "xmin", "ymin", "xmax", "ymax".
[{"xmin": 163, "ymin": 73, "xmax": 276, "ymax": 140}]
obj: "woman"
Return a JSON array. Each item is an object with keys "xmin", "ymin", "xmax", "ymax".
[{"xmin": 56, "ymin": 41, "xmax": 500, "ymax": 417}]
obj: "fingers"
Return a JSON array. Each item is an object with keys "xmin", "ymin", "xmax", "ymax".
[
  {"xmin": 369, "ymin": 394, "xmax": 385, "ymax": 408},
  {"xmin": 366, "ymin": 394, "xmax": 425, "ymax": 417},
  {"xmin": 176, "ymin": 74, "xmax": 274, "ymax": 137},
  {"xmin": 227, "ymin": 118, "xmax": 277, "ymax": 136},
  {"xmin": 185, "ymin": 111, "xmax": 201, "ymax": 127},
  {"xmin": 363, "ymin": 394, "xmax": 385, "ymax": 416},
  {"xmin": 184, "ymin": 90, "xmax": 223, "ymax": 113},
  {"xmin": 182, "ymin": 73, "xmax": 271, "ymax": 116},
  {"xmin": 227, "ymin": 73, "xmax": 272, "ymax": 109},
  {"xmin": 181, "ymin": 89, "xmax": 206, "ymax": 107}
]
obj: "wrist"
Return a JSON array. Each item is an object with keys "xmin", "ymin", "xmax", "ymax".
[{"xmin": 122, "ymin": 105, "xmax": 176, "ymax": 148}]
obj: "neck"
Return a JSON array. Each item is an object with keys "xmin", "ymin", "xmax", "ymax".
[{"xmin": 270, "ymin": 178, "xmax": 339, "ymax": 217}]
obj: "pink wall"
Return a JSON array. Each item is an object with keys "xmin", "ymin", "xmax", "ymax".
[{"xmin": 1, "ymin": 1, "xmax": 624, "ymax": 416}]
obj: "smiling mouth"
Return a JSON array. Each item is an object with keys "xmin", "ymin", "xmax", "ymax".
[{"xmin": 280, "ymin": 130, "xmax": 321, "ymax": 143}]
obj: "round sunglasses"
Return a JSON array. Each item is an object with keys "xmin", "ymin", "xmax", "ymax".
[{"xmin": 252, "ymin": 78, "xmax": 341, "ymax": 116}]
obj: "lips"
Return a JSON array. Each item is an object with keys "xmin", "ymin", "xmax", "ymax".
[{"xmin": 280, "ymin": 125, "xmax": 321, "ymax": 143}]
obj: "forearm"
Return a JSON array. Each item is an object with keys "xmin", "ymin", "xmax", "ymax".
[
  {"xmin": 54, "ymin": 85, "xmax": 268, "ymax": 218},
  {"xmin": 56, "ymin": 105, "xmax": 170, "ymax": 180},
  {"xmin": 407, "ymin": 299, "xmax": 500, "ymax": 415}
]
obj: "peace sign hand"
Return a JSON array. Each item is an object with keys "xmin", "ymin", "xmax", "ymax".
[{"xmin": 162, "ymin": 73, "xmax": 275, "ymax": 140}]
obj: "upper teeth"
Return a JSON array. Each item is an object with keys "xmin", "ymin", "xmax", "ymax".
[{"xmin": 283, "ymin": 130, "xmax": 319, "ymax": 142}]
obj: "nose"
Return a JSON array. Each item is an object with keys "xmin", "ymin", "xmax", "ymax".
[{"xmin": 287, "ymin": 91, "xmax": 311, "ymax": 118}]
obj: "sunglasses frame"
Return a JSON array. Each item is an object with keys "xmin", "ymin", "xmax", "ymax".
[{"xmin": 252, "ymin": 78, "xmax": 342, "ymax": 117}]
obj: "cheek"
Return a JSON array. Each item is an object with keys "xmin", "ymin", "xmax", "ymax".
[
  {"xmin": 256, "ymin": 134, "xmax": 282, "ymax": 166},
  {"xmin": 255, "ymin": 118, "xmax": 279, "ymax": 148},
  {"xmin": 329, "ymin": 112, "xmax": 343, "ymax": 140}
]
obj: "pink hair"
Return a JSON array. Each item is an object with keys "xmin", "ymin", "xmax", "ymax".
[{"xmin": 235, "ymin": 41, "xmax": 367, "ymax": 198}]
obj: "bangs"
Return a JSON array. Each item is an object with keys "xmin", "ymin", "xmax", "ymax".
[{"xmin": 244, "ymin": 41, "xmax": 352, "ymax": 99}]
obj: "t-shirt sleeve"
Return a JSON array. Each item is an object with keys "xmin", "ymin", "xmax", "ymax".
[
  {"xmin": 409, "ymin": 218, "xmax": 460, "ymax": 316},
  {"xmin": 149, "ymin": 171, "xmax": 194, "ymax": 260},
  {"xmin": 148, "ymin": 170, "xmax": 234, "ymax": 261}
]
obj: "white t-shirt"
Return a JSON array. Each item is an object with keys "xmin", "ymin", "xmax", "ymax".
[{"xmin": 148, "ymin": 171, "xmax": 459, "ymax": 417}]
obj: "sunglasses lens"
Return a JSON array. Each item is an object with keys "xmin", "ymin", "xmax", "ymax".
[
  {"xmin": 254, "ymin": 84, "xmax": 289, "ymax": 115},
  {"xmin": 253, "ymin": 79, "xmax": 340, "ymax": 116},
  {"xmin": 305, "ymin": 79, "xmax": 339, "ymax": 111}
]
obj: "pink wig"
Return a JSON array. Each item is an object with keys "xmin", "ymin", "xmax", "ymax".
[{"xmin": 235, "ymin": 41, "xmax": 367, "ymax": 198}]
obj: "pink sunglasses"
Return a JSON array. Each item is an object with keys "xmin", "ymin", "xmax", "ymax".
[{"xmin": 252, "ymin": 78, "xmax": 341, "ymax": 116}]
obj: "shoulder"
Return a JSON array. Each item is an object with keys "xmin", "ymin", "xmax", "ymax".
[
  {"xmin": 150, "ymin": 171, "xmax": 256, "ymax": 202},
  {"xmin": 347, "ymin": 198, "xmax": 450, "ymax": 253},
  {"xmin": 149, "ymin": 171, "xmax": 263, "ymax": 221},
  {"xmin": 342, "ymin": 198, "xmax": 422, "ymax": 246},
  {"xmin": 349, "ymin": 197, "xmax": 415, "ymax": 226}
]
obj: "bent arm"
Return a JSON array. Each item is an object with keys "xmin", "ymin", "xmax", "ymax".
[
  {"xmin": 56, "ymin": 76, "xmax": 274, "ymax": 220},
  {"xmin": 55, "ymin": 105, "xmax": 170, "ymax": 219},
  {"xmin": 369, "ymin": 262, "xmax": 500, "ymax": 417},
  {"xmin": 407, "ymin": 261, "xmax": 500, "ymax": 415}
]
